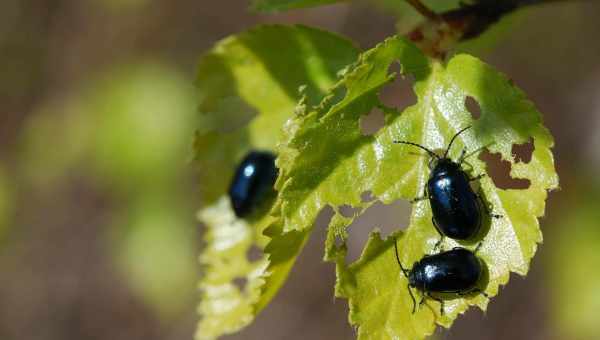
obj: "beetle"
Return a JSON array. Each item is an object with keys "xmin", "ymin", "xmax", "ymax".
[
  {"xmin": 228, "ymin": 150, "xmax": 278, "ymax": 218},
  {"xmin": 394, "ymin": 126, "xmax": 500, "ymax": 248},
  {"xmin": 394, "ymin": 240, "xmax": 488, "ymax": 315}
]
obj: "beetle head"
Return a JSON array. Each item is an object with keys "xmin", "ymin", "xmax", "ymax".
[{"xmin": 407, "ymin": 265, "xmax": 421, "ymax": 289}]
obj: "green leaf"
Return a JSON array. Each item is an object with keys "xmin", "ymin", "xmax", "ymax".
[
  {"xmin": 271, "ymin": 35, "xmax": 557, "ymax": 339},
  {"xmin": 251, "ymin": 0, "xmax": 345, "ymax": 12},
  {"xmin": 195, "ymin": 25, "xmax": 359, "ymax": 339},
  {"xmin": 196, "ymin": 197, "xmax": 273, "ymax": 340},
  {"xmin": 195, "ymin": 25, "xmax": 359, "ymax": 204}
]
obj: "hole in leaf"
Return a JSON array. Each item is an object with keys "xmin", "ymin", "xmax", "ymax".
[
  {"xmin": 465, "ymin": 96, "xmax": 482, "ymax": 120},
  {"xmin": 334, "ymin": 234, "xmax": 344, "ymax": 249},
  {"xmin": 379, "ymin": 62, "xmax": 416, "ymax": 111},
  {"xmin": 233, "ymin": 277, "xmax": 247, "ymax": 292},
  {"xmin": 246, "ymin": 245, "xmax": 263, "ymax": 262},
  {"xmin": 338, "ymin": 204, "xmax": 362, "ymax": 218},
  {"xmin": 360, "ymin": 108, "xmax": 385, "ymax": 135},
  {"xmin": 317, "ymin": 205, "xmax": 336, "ymax": 230},
  {"xmin": 387, "ymin": 61, "xmax": 401, "ymax": 75},
  {"xmin": 512, "ymin": 138, "xmax": 534, "ymax": 163},
  {"xmin": 346, "ymin": 199, "xmax": 411, "ymax": 263},
  {"xmin": 478, "ymin": 150, "xmax": 531, "ymax": 189},
  {"xmin": 361, "ymin": 190, "xmax": 376, "ymax": 202},
  {"xmin": 320, "ymin": 85, "xmax": 347, "ymax": 114},
  {"xmin": 331, "ymin": 85, "xmax": 347, "ymax": 104}
]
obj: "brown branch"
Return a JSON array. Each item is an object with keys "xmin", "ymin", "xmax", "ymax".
[{"xmin": 405, "ymin": 0, "xmax": 577, "ymax": 58}]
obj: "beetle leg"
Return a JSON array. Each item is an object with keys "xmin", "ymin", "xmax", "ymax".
[
  {"xmin": 461, "ymin": 160, "xmax": 475, "ymax": 172},
  {"xmin": 477, "ymin": 192, "xmax": 502, "ymax": 219},
  {"xmin": 411, "ymin": 195, "xmax": 427, "ymax": 203},
  {"xmin": 458, "ymin": 147, "xmax": 468, "ymax": 163},
  {"xmin": 460, "ymin": 288, "xmax": 489, "ymax": 299},
  {"xmin": 426, "ymin": 293, "xmax": 445, "ymax": 315},
  {"xmin": 474, "ymin": 241, "xmax": 484, "ymax": 254},
  {"xmin": 407, "ymin": 284, "xmax": 417, "ymax": 314},
  {"xmin": 459, "ymin": 143, "xmax": 492, "ymax": 164},
  {"xmin": 431, "ymin": 217, "xmax": 445, "ymax": 253},
  {"xmin": 472, "ymin": 288, "xmax": 489, "ymax": 299},
  {"xmin": 411, "ymin": 187, "xmax": 428, "ymax": 203},
  {"xmin": 469, "ymin": 173, "xmax": 486, "ymax": 182}
]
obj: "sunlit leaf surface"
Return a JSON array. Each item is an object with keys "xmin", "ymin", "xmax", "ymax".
[
  {"xmin": 195, "ymin": 25, "xmax": 358, "ymax": 203},
  {"xmin": 268, "ymin": 36, "xmax": 557, "ymax": 339}
]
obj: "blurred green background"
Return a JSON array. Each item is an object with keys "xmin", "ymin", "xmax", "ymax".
[{"xmin": 0, "ymin": 1, "xmax": 599, "ymax": 339}]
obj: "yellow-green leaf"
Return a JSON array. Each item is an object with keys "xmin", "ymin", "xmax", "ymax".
[
  {"xmin": 195, "ymin": 25, "xmax": 359, "ymax": 339},
  {"xmin": 271, "ymin": 35, "xmax": 557, "ymax": 339},
  {"xmin": 196, "ymin": 197, "xmax": 272, "ymax": 339}
]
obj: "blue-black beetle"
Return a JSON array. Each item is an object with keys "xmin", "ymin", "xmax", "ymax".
[
  {"xmin": 228, "ymin": 151, "xmax": 278, "ymax": 218},
  {"xmin": 394, "ymin": 240, "xmax": 488, "ymax": 314},
  {"xmin": 394, "ymin": 126, "xmax": 500, "ymax": 247}
]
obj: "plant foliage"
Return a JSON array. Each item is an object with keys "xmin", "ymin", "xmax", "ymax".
[
  {"xmin": 195, "ymin": 25, "xmax": 358, "ymax": 339},
  {"xmin": 265, "ymin": 35, "xmax": 557, "ymax": 339},
  {"xmin": 252, "ymin": 0, "xmax": 345, "ymax": 12},
  {"xmin": 195, "ymin": 10, "xmax": 558, "ymax": 340}
]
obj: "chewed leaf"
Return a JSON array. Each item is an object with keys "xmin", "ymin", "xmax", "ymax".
[
  {"xmin": 548, "ymin": 181, "xmax": 600, "ymax": 340},
  {"xmin": 271, "ymin": 36, "xmax": 557, "ymax": 339},
  {"xmin": 195, "ymin": 24, "xmax": 358, "ymax": 204},
  {"xmin": 253, "ymin": 219, "xmax": 311, "ymax": 314},
  {"xmin": 195, "ymin": 25, "xmax": 359, "ymax": 339},
  {"xmin": 336, "ymin": 230, "xmax": 434, "ymax": 339},
  {"xmin": 196, "ymin": 197, "xmax": 272, "ymax": 340}
]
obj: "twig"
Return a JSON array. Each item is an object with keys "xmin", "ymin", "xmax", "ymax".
[{"xmin": 405, "ymin": 0, "xmax": 579, "ymax": 58}]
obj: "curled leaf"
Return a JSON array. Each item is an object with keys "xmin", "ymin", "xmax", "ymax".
[
  {"xmin": 195, "ymin": 25, "xmax": 358, "ymax": 339},
  {"xmin": 197, "ymin": 197, "xmax": 272, "ymax": 339}
]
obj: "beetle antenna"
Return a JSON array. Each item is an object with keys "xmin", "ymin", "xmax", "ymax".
[
  {"xmin": 394, "ymin": 141, "xmax": 440, "ymax": 160},
  {"xmin": 394, "ymin": 239, "xmax": 410, "ymax": 277},
  {"xmin": 394, "ymin": 239, "xmax": 417, "ymax": 312},
  {"xmin": 444, "ymin": 126, "xmax": 471, "ymax": 159},
  {"xmin": 407, "ymin": 284, "xmax": 417, "ymax": 314}
]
